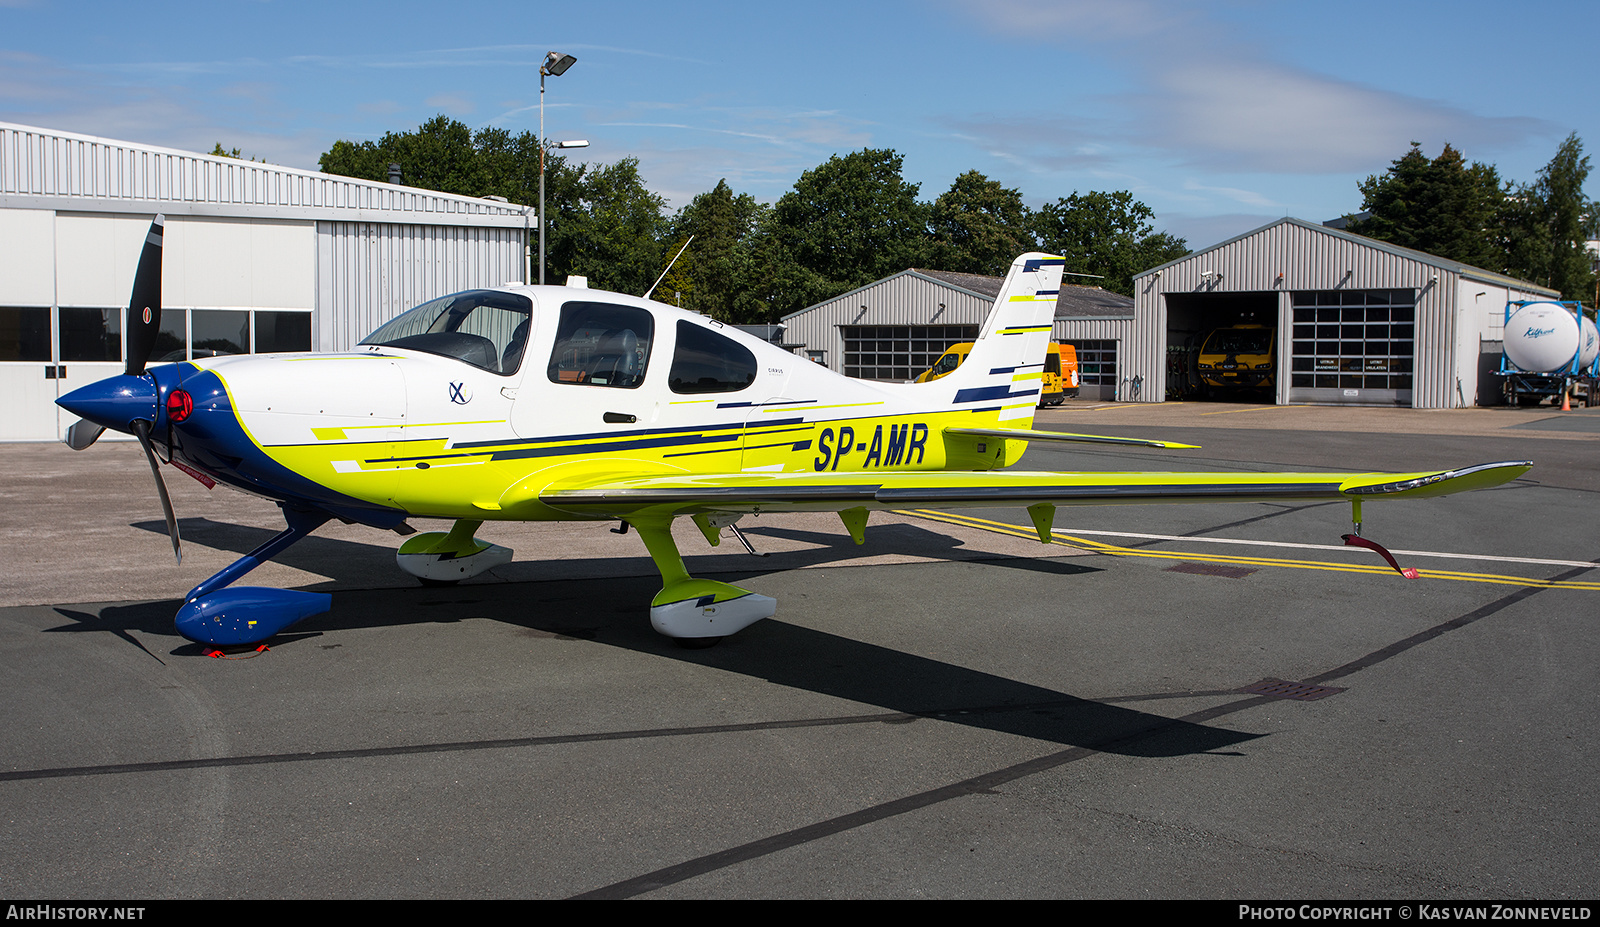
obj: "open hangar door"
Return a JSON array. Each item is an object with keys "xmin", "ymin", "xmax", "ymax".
[{"xmin": 1163, "ymin": 291, "xmax": 1279, "ymax": 402}]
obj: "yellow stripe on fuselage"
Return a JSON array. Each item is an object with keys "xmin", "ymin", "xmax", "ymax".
[{"xmin": 250, "ymin": 404, "xmax": 1037, "ymax": 522}]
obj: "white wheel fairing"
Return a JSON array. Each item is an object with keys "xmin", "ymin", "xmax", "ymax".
[
  {"xmin": 396, "ymin": 541, "xmax": 513, "ymax": 582},
  {"xmin": 650, "ymin": 591, "xmax": 777, "ymax": 639}
]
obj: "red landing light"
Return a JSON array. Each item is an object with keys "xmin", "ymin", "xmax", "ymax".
[{"xmin": 166, "ymin": 389, "xmax": 193, "ymax": 423}]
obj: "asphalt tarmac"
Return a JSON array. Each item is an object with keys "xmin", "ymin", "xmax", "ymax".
[{"xmin": 1, "ymin": 401, "xmax": 1596, "ymax": 899}]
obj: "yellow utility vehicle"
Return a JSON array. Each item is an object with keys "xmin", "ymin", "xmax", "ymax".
[
  {"xmin": 1196, "ymin": 325, "xmax": 1275, "ymax": 395},
  {"xmin": 918, "ymin": 342, "xmax": 1078, "ymax": 405}
]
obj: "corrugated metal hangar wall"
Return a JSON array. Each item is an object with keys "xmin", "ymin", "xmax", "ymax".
[{"xmin": 0, "ymin": 122, "xmax": 528, "ymax": 440}]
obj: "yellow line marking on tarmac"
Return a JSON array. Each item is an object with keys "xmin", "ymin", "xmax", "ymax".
[
  {"xmin": 896, "ymin": 510, "xmax": 1600, "ymax": 591},
  {"xmin": 1048, "ymin": 528, "xmax": 1599, "ymax": 569},
  {"xmin": 1198, "ymin": 405, "xmax": 1308, "ymax": 416}
]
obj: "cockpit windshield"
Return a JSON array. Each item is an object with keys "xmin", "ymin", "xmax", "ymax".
[{"xmin": 360, "ymin": 290, "xmax": 533, "ymax": 376}]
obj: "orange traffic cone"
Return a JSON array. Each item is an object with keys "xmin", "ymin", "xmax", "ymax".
[{"xmin": 1562, "ymin": 389, "xmax": 1571, "ymax": 412}]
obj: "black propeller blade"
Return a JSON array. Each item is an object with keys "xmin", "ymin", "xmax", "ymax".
[
  {"xmin": 64, "ymin": 419, "xmax": 106, "ymax": 450},
  {"xmin": 63, "ymin": 214, "xmax": 166, "ymax": 451},
  {"xmin": 128, "ymin": 215, "xmax": 179, "ymax": 561},
  {"xmin": 125, "ymin": 214, "xmax": 165, "ymax": 377},
  {"xmin": 60, "ymin": 213, "xmax": 181, "ymax": 561},
  {"xmin": 133, "ymin": 419, "xmax": 181, "ymax": 564}
]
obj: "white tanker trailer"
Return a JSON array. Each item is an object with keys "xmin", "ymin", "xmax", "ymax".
[{"xmin": 1500, "ymin": 301, "xmax": 1598, "ymax": 406}]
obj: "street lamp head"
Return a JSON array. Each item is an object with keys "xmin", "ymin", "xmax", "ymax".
[
  {"xmin": 557, "ymin": 140, "xmax": 589, "ymax": 149},
  {"xmin": 543, "ymin": 51, "xmax": 576, "ymax": 76}
]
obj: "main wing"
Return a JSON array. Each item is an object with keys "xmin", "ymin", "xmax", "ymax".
[{"xmin": 539, "ymin": 461, "xmax": 1531, "ymax": 519}]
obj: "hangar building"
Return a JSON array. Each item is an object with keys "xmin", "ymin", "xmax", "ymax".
[
  {"xmin": 786, "ymin": 219, "xmax": 1561, "ymax": 408},
  {"xmin": 783, "ymin": 267, "xmax": 1136, "ymax": 400},
  {"xmin": 0, "ymin": 122, "xmax": 529, "ymax": 441},
  {"xmin": 1107, "ymin": 217, "xmax": 1559, "ymax": 407}
]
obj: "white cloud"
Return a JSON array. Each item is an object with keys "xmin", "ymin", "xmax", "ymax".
[
  {"xmin": 942, "ymin": 0, "xmax": 1555, "ymax": 175},
  {"xmin": 1137, "ymin": 59, "xmax": 1551, "ymax": 173},
  {"xmin": 946, "ymin": 0, "xmax": 1205, "ymax": 40},
  {"xmin": 424, "ymin": 93, "xmax": 476, "ymax": 116},
  {"xmin": 1162, "ymin": 212, "xmax": 1280, "ymax": 250},
  {"xmin": 1180, "ymin": 179, "xmax": 1277, "ymax": 209}
]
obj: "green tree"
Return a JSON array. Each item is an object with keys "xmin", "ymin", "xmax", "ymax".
[
  {"xmin": 1031, "ymin": 190, "xmax": 1188, "ymax": 296},
  {"xmin": 767, "ymin": 148, "xmax": 932, "ymax": 315},
  {"xmin": 1347, "ymin": 142, "xmax": 1505, "ymax": 269},
  {"xmin": 928, "ymin": 170, "xmax": 1036, "ymax": 276},
  {"xmin": 545, "ymin": 157, "xmax": 667, "ymax": 296},
  {"xmin": 320, "ymin": 115, "xmax": 637, "ymax": 287},
  {"xmin": 1501, "ymin": 133, "xmax": 1596, "ymax": 301},
  {"xmin": 318, "ymin": 115, "xmax": 579, "ymax": 207},
  {"xmin": 320, "ymin": 115, "xmax": 483, "ymax": 195},
  {"xmin": 209, "ymin": 143, "xmax": 263, "ymax": 162},
  {"xmin": 661, "ymin": 179, "xmax": 773, "ymax": 322}
]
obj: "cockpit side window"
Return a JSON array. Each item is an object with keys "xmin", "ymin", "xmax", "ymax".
[
  {"xmin": 359, "ymin": 290, "xmax": 532, "ymax": 376},
  {"xmin": 547, "ymin": 301, "xmax": 654, "ymax": 389},
  {"xmin": 668, "ymin": 320, "xmax": 757, "ymax": 394}
]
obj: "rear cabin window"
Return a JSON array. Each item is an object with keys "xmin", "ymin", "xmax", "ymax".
[
  {"xmin": 547, "ymin": 302, "xmax": 654, "ymax": 389},
  {"xmin": 668, "ymin": 320, "xmax": 758, "ymax": 394}
]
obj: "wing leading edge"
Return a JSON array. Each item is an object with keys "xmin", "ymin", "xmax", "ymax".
[{"xmin": 539, "ymin": 460, "xmax": 1531, "ymax": 518}]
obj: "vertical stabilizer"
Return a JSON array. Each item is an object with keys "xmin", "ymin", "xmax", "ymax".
[{"xmin": 932, "ymin": 253, "xmax": 1064, "ymax": 423}]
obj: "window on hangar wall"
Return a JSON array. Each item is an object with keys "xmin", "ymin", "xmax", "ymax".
[
  {"xmin": 840, "ymin": 325, "xmax": 979, "ymax": 381},
  {"xmin": 1066, "ymin": 340, "xmax": 1118, "ymax": 387},
  {"xmin": 0, "ymin": 307, "xmax": 313, "ymax": 365},
  {"xmin": 1289, "ymin": 290, "xmax": 1415, "ymax": 392}
]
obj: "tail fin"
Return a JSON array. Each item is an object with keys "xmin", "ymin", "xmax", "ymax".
[{"xmin": 933, "ymin": 253, "xmax": 1064, "ymax": 424}]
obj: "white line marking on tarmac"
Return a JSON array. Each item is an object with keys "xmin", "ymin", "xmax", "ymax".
[{"xmin": 1052, "ymin": 528, "xmax": 1596, "ymax": 569}]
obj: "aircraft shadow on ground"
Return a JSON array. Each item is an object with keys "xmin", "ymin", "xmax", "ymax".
[
  {"xmin": 57, "ymin": 513, "xmax": 1223, "ymax": 758},
  {"xmin": 127, "ymin": 516, "xmax": 1104, "ymax": 587},
  {"xmin": 49, "ymin": 557, "xmax": 1253, "ymax": 761}
]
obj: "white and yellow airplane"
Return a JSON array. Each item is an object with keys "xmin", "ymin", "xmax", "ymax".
[{"xmin": 59, "ymin": 216, "xmax": 1530, "ymax": 649}]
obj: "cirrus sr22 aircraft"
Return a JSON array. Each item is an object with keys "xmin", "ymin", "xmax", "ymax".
[{"xmin": 58, "ymin": 216, "xmax": 1530, "ymax": 649}]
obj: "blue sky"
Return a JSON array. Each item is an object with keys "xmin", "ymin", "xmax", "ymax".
[{"xmin": 3, "ymin": 0, "xmax": 1595, "ymax": 249}]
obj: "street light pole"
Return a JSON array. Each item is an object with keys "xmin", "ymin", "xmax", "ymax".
[{"xmin": 538, "ymin": 51, "xmax": 576, "ymax": 286}]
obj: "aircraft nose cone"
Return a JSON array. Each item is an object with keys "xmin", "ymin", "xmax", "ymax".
[{"xmin": 57, "ymin": 374, "xmax": 158, "ymax": 434}]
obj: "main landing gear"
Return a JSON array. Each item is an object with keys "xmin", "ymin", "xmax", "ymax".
[
  {"xmin": 395, "ymin": 518, "xmax": 513, "ymax": 586},
  {"xmin": 630, "ymin": 515, "xmax": 777, "ymax": 647}
]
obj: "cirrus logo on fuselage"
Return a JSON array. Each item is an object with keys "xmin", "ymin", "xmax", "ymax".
[{"xmin": 814, "ymin": 422, "xmax": 929, "ymax": 471}]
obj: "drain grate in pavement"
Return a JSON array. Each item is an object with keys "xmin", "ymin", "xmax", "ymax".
[
  {"xmin": 1166, "ymin": 561, "xmax": 1257, "ymax": 578},
  {"xmin": 1241, "ymin": 678, "xmax": 1347, "ymax": 701}
]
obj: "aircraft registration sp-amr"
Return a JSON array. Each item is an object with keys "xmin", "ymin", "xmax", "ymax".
[{"xmin": 59, "ymin": 216, "xmax": 1530, "ymax": 649}]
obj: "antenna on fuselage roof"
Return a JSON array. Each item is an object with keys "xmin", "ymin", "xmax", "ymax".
[{"xmin": 644, "ymin": 235, "xmax": 693, "ymax": 301}]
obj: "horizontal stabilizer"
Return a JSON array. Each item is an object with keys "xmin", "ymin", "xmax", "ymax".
[{"xmin": 944, "ymin": 426, "xmax": 1199, "ymax": 450}]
